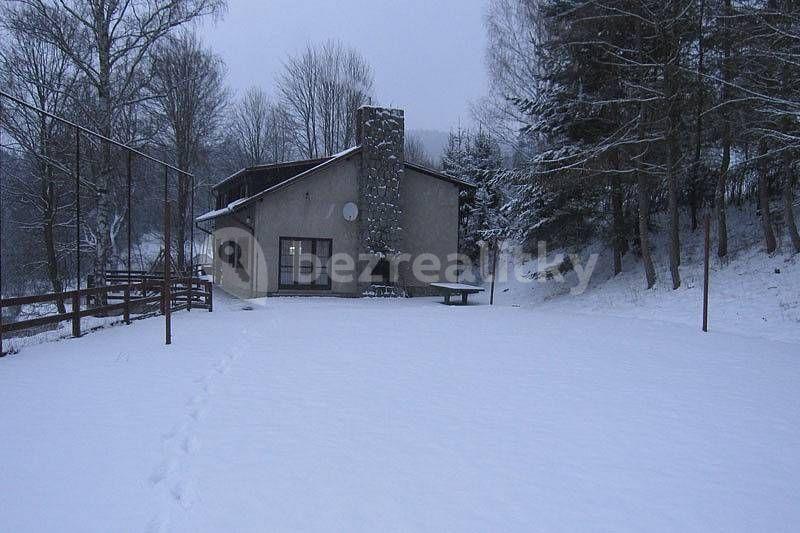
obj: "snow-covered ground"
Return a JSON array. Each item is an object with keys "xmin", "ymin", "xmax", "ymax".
[
  {"xmin": 480, "ymin": 208, "xmax": 800, "ymax": 344},
  {"xmin": 1, "ymin": 287, "xmax": 799, "ymax": 532}
]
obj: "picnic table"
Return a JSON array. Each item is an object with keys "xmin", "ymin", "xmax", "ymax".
[{"xmin": 430, "ymin": 282, "xmax": 485, "ymax": 306}]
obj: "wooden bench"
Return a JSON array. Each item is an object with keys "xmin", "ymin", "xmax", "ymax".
[{"xmin": 430, "ymin": 282, "xmax": 485, "ymax": 306}]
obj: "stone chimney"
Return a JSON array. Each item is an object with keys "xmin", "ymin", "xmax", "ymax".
[{"xmin": 355, "ymin": 106, "xmax": 405, "ymax": 256}]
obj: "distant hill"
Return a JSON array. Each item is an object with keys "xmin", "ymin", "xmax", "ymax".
[{"xmin": 407, "ymin": 129, "xmax": 450, "ymax": 167}]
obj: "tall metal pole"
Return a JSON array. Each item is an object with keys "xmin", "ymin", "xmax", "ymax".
[
  {"xmin": 0, "ymin": 102, "xmax": 4, "ymax": 356},
  {"xmin": 0, "ymin": 90, "xmax": 193, "ymax": 178},
  {"xmin": 164, "ymin": 163, "xmax": 169, "ymax": 273},
  {"xmin": 127, "ymin": 150, "xmax": 132, "ymax": 286},
  {"xmin": 75, "ymin": 127, "xmax": 81, "ymax": 292},
  {"xmin": 702, "ymin": 213, "xmax": 710, "ymax": 332},
  {"xmin": 490, "ymin": 238, "xmax": 499, "ymax": 306},
  {"xmin": 188, "ymin": 174, "xmax": 195, "ymax": 311},
  {"xmin": 164, "ymin": 200, "xmax": 171, "ymax": 345},
  {"xmin": 164, "ymin": 165, "xmax": 171, "ymax": 345}
]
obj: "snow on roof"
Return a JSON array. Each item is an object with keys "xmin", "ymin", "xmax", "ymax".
[
  {"xmin": 430, "ymin": 282, "xmax": 485, "ymax": 291},
  {"xmin": 194, "ymin": 197, "xmax": 248, "ymax": 223}
]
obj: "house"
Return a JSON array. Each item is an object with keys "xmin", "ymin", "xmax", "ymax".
[{"xmin": 196, "ymin": 106, "xmax": 475, "ymax": 298}]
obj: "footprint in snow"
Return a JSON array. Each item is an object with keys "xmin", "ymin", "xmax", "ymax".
[
  {"xmin": 149, "ymin": 459, "xmax": 177, "ymax": 485},
  {"xmin": 145, "ymin": 514, "xmax": 168, "ymax": 533},
  {"xmin": 171, "ymin": 481, "xmax": 198, "ymax": 510},
  {"xmin": 182, "ymin": 435, "xmax": 199, "ymax": 454}
]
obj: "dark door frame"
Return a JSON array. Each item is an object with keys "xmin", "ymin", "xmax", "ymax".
[{"xmin": 278, "ymin": 236, "xmax": 333, "ymax": 290}]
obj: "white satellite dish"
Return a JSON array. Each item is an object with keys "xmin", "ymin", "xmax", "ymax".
[{"xmin": 343, "ymin": 202, "xmax": 359, "ymax": 222}]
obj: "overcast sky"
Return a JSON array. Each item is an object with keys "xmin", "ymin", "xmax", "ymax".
[{"xmin": 200, "ymin": 0, "xmax": 488, "ymax": 132}]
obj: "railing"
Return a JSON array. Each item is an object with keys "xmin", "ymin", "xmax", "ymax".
[{"xmin": 0, "ymin": 277, "xmax": 212, "ymax": 354}]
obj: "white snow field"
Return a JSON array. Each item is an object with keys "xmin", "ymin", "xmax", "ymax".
[{"xmin": 1, "ymin": 290, "xmax": 799, "ymax": 532}]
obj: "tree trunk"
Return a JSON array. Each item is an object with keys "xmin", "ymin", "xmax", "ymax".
[
  {"xmin": 634, "ymin": 21, "xmax": 656, "ymax": 289},
  {"xmin": 638, "ymin": 171, "xmax": 656, "ymax": 289},
  {"xmin": 689, "ymin": 0, "xmax": 706, "ymax": 232},
  {"xmin": 758, "ymin": 141, "xmax": 776, "ymax": 254},
  {"xmin": 784, "ymin": 172, "xmax": 800, "ymax": 254},
  {"xmin": 176, "ymin": 173, "xmax": 189, "ymax": 273},
  {"xmin": 611, "ymin": 174, "xmax": 625, "ymax": 276},
  {"xmin": 668, "ymin": 148, "xmax": 680, "ymax": 289},
  {"xmin": 715, "ymin": 0, "xmax": 732, "ymax": 258},
  {"xmin": 37, "ymin": 118, "xmax": 65, "ymax": 312},
  {"xmin": 665, "ymin": 16, "xmax": 681, "ymax": 289},
  {"xmin": 43, "ymin": 179, "xmax": 65, "ymax": 313},
  {"xmin": 93, "ymin": 26, "xmax": 113, "ymax": 300}
]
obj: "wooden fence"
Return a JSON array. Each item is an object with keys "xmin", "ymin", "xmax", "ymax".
[{"xmin": 0, "ymin": 277, "xmax": 212, "ymax": 354}]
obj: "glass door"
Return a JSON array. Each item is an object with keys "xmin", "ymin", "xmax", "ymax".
[{"xmin": 279, "ymin": 237, "xmax": 332, "ymax": 289}]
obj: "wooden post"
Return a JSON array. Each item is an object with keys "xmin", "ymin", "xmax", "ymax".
[
  {"xmin": 127, "ymin": 150, "xmax": 132, "ymax": 287},
  {"xmin": 490, "ymin": 239, "xmax": 499, "ymax": 306},
  {"xmin": 207, "ymin": 281, "xmax": 213, "ymax": 312},
  {"xmin": 71, "ymin": 291, "xmax": 81, "ymax": 338},
  {"xmin": 123, "ymin": 285, "xmax": 130, "ymax": 325},
  {"xmin": 75, "ymin": 127, "xmax": 81, "ymax": 293},
  {"xmin": 165, "ymin": 199, "xmax": 172, "ymax": 345},
  {"xmin": 702, "ymin": 213, "xmax": 710, "ymax": 332},
  {"xmin": 0, "ymin": 105, "xmax": 4, "ymax": 356}
]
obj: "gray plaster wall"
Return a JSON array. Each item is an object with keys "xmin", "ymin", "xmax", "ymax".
[
  {"xmin": 398, "ymin": 167, "xmax": 460, "ymax": 292},
  {"xmin": 251, "ymin": 154, "xmax": 361, "ymax": 296},
  {"xmin": 212, "ymin": 207, "xmax": 256, "ymax": 299}
]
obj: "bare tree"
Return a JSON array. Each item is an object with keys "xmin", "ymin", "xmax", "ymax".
[
  {"xmin": 279, "ymin": 40, "xmax": 373, "ymax": 158},
  {"xmin": 149, "ymin": 30, "xmax": 228, "ymax": 271},
  {"xmin": 715, "ymin": 0, "xmax": 734, "ymax": 258},
  {"xmin": 229, "ymin": 87, "xmax": 295, "ymax": 168},
  {"xmin": 404, "ymin": 133, "xmax": 434, "ymax": 167},
  {"xmin": 480, "ymin": 0, "xmax": 544, "ymax": 145},
  {"xmin": 0, "ymin": 4, "xmax": 82, "ymax": 309},
  {"xmin": 12, "ymin": 0, "xmax": 226, "ymax": 289}
]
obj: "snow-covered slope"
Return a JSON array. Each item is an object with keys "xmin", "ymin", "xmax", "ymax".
[{"xmin": 477, "ymin": 208, "xmax": 799, "ymax": 344}]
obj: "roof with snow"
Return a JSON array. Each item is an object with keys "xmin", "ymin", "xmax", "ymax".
[{"xmin": 196, "ymin": 147, "xmax": 475, "ymax": 223}]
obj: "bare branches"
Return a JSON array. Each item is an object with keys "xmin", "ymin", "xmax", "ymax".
[{"xmin": 278, "ymin": 40, "xmax": 374, "ymax": 159}]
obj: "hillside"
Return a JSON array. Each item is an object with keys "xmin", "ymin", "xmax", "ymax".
[{"xmin": 477, "ymin": 208, "xmax": 799, "ymax": 344}]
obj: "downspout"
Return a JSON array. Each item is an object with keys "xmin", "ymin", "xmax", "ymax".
[{"xmin": 195, "ymin": 221, "xmax": 213, "ymax": 236}]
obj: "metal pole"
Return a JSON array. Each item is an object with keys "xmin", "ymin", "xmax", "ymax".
[
  {"xmin": 127, "ymin": 150, "xmax": 132, "ymax": 286},
  {"xmin": 188, "ymin": 174, "xmax": 194, "ymax": 311},
  {"xmin": 0, "ymin": 102, "xmax": 4, "ymax": 355},
  {"xmin": 702, "ymin": 213, "xmax": 710, "ymax": 332},
  {"xmin": 165, "ymin": 200, "xmax": 171, "ymax": 345},
  {"xmin": 490, "ymin": 239, "xmax": 499, "ymax": 306},
  {"xmin": 0, "ymin": 90, "xmax": 194, "ymax": 179},
  {"xmin": 75, "ymin": 127, "xmax": 81, "ymax": 292},
  {"xmin": 164, "ymin": 164, "xmax": 168, "ymax": 218}
]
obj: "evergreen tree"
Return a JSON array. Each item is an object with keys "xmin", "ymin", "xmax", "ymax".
[{"xmin": 442, "ymin": 129, "xmax": 506, "ymax": 259}]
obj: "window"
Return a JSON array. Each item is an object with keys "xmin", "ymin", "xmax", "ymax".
[{"xmin": 279, "ymin": 237, "xmax": 333, "ymax": 290}]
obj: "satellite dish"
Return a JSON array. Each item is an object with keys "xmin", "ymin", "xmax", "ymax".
[{"xmin": 343, "ymin": 202, "xmax": 359, "ymax": 222}]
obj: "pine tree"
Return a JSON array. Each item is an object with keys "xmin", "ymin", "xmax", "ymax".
[{"xmin": 442, "ymin": 129, "xmax": 506, "ymax": 259}]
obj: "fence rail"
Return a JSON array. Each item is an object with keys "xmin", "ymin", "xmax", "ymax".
[
  {"xmin": 0, "ymin": 90, "xmax": 198, "ymax": 353},
  {"xmin": 0, "ymin": 276, "xmax": 212, "ymax": 353}
]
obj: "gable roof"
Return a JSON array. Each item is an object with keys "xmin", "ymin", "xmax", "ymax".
[
  {"xmin": 233, "ymin": 145, "xmax": 363, "ymax": 209},
  {"xmin": 196, "ymin": 147, "xmax": 475, "ymax": 223},
  {"xmin": 403, "ymin": 161, "xmax": 477, "ymax": 189},
  {"xmin": 212, "ymin": 156, "xmax": 332, "ymax": 192}
]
